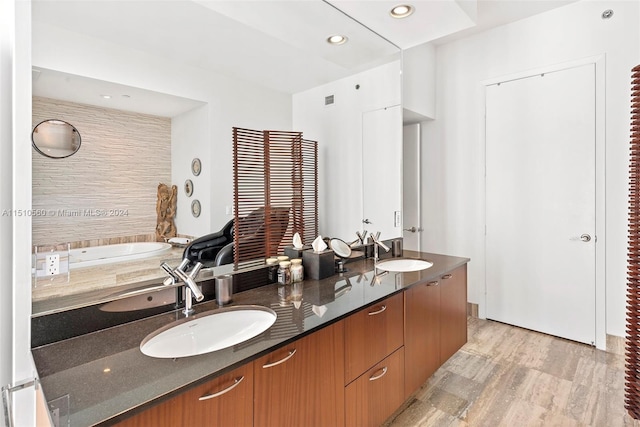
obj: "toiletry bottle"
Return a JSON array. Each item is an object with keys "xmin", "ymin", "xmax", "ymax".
[
  {"xmin": 291, "ymin": 258, "xmax": 304, "ymax": 283},
  {"xmin": 277, "ymin": 261, "xmax": 292, "ymax": 285},
  {"xmin": 266, "ymin": 257, "xmax": 279, "ymax": 283}
]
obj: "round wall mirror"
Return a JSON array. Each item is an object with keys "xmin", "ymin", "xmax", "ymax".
[{"xmin": 32, "ymin": 119, "xmax": 81, "ymax": 159}]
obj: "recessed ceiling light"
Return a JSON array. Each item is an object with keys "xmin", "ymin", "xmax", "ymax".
[
  {"xmin": 390, "ymin": 4, "xmax": 414, "ymax": 19},
  {"xmin": 101, "ymin": 94, "xmax": 112, "ymax": 99},
  {"xmin": 121, "ymin": 94, "xmax": 130, "ymax": 98},
  {"xmin": 327, "ymin": 35, "xmax": 348, "ymax": 45}
]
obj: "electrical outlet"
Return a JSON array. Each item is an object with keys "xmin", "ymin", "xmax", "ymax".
[
  {"xmin": 46, "ymin": 253, "xmax": 60, "ymax": 275},
  {"xmin": 394, "ymin": 211, "xmax": 402, "ymax": 227},
  {"xmin": 225, "ymin": 205, "xmax": 234, "ymax": 215}
]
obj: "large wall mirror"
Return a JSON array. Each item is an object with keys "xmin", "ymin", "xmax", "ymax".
[{"xmin": 31, "ymin": 0, "xmax": 401, "ymax": 313}]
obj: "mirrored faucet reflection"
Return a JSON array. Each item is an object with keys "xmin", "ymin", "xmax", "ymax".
[{"xmin": 161, "ymin": 257, "xmax": 204, "ymax": 316}]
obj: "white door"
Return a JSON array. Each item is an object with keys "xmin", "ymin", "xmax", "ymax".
[
  {"xmin": 362, "ymin": 105, "xmax": 403, "ymax": 239},
  {"xmin": 485, "ymin": 64, "xmax": 596, "ymax": 345},
  {"xmin": 403, "ymin": 123, "xmax": 421, "ymax": 251}
]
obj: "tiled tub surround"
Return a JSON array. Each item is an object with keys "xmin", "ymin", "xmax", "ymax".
[
  {"xmin": 32, "ymin": 246, "xmax": 186, "ymax": 310},
  {"xmin": 32, "ymin": 97, "xmax": 171, "ymax": 246},
  {"xmin": 32, "ymin": 251, "xmax": 469, "ymax": 426}
]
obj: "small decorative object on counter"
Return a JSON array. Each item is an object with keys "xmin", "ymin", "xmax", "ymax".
[
  {"xmin": 302, "ymin": 249, "xmax": 335, "ymax": 280},
  {"xmin": 266, "ymin": 257, "xmax": 279, "ymax": 283},
  {"xmin": 392, "ymin": 238, "xmax": 403, "ymax": 257},
  {"xmin": 291, "ymin": 258, "xmax": 304, "ymax": 283},
  {"xmin": 277, "ymin": 261, "xmax": 292, "ymax": 285},
  {"xmin": 215, "ymin": 275, "xmax": 233, "ymax": 306}
]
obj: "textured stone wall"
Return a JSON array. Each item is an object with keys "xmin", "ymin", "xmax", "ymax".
[{"xmin": 32, "ymin": 97, "xmax": 171, "ymax": 246}]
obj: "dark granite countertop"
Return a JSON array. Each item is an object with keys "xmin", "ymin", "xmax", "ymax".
[{"xmin": 32, "ymin": 251, "xmax": 469, "ymax": 426}]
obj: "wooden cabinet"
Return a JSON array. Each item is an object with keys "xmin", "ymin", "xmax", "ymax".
[
  {"xmin": 404, "ymin": 264, "xmax": 468, "ymax": 398},
  {"xmin": 344, "ymin": 293, "xmax": 404, "ymax": 384},
  {"xmin": 115, "ymin": 395, "xmax": 183, "ymax": 427},
  {"xmin": 404, "ymin": 278, "xmax": 440, "ymax": 398},
  {"xmin": 182, "ymin": 363, "xmax": 254, "ymax": 427},
  {"xmin": 116, "ymin": 262, "xmax": 467, "ymax": 427},
  {"xmin": 440, "ymin": 264, "xmax": 468, "ymax": 364},
  {"xmin": 345, "ymin": 347, "xmax": 405, "ymax": 427},
  {"xmin": 253, "ymin": 320, "xmax": 345, "ymax": 427},
  {"xmin": 115, "ymin": 363, "xmax": 252, "ymax": 427}
]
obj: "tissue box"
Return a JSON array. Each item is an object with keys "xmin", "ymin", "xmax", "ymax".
[
  {"xmin": 284, "ymin": 245, "xmax": 311, "ymax": 259},
  {"xmin": 302, "ymin": 249, "xmax": 335, "ymax": 280}
]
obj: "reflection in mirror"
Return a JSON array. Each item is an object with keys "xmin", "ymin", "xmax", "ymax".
[
  {"xmin": 30, "ymin": 0, "xmax": 401, "ymax": 314},
  {"xmin": 32, "ymin": 119, "xmax": 81, "ymax": 158}
]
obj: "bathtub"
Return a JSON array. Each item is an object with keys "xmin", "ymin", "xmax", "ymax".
[{"xmin": 69, "ymin": 242, "xmax": 172, "ymax": 269}]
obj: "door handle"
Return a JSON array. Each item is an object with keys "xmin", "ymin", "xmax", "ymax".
[
  {"xmin": 404, "ymin": 226, "xmax": 417, "ymax": 233},
  {"xmin": 580, "ymin": 234, "xmax": 591, "ymax": 242},
  {"xmin": 363, "ymin": 219, "xmax": 372, "ymax": 225}
]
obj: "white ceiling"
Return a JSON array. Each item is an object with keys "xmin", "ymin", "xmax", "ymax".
[{"xmin": 31, "ymin": 0, "xmax": 579, "ymax": 117}]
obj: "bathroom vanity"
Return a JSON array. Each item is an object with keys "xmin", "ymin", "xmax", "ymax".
[{"xmin": 31, "ymin": 251, "xmax": 468, "ymax": 426}]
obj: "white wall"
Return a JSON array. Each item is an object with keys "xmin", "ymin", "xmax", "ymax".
[
  {"xmin": 0, "ymin": 2, "xmax": 15, "ymax": 425},
  {"xmin": 421, "ymin": 0, "xmax": 640, "ymax": 337},
  {"xmin": 32, "ymin": 22, "xmax": 292, "ymax": 238},
  {"xmin": 2, "ymin": 0, "xmax": 36, "ymax": 425},
  {"xmin": 403, "ymin": 43, "xmax": 436, "ymax": 120},
  {"xmin": 172, "ymin": 105, "xmax": 211, "ymax": 236},
  {"xmin": 293, "ymin": 60, "xmax": 401, "ymax": 240}
]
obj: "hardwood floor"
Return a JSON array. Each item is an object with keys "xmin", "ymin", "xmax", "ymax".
[{"xmin": 386, "ymin": 317, "xmax": 640, "ymax": 426}]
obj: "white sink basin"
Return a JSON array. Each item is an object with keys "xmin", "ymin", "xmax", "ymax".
[
  {"xmin": 375, "ymin": 258, "xmax": 433, "ymax": 273},
  {"xmin": 140, "ymin": 305, "xmax": 277, "ymax": 358}
]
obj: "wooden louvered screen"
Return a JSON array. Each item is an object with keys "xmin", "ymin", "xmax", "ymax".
[
  {"xmin": 232, "ymin": 127, "xmax": 318, "ymax": 265},
  {"xmin": 627, "ymin": 64, "xmax": 640, "ymax": 419}
]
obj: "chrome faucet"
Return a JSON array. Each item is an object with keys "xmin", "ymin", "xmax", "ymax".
[
  {"xmin": 370, "ymin": 232, "xmax": 390, "ymax": 264},
  {"xmin": 161, "ymin": 259, "xmax": 205, "ymax": 316}
]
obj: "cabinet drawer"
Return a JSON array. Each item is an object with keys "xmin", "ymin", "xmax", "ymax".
[
  {"xmin": 344, "ymin": 292, "xmax": 404, "ymax": 384},
  {"xmin": 345, "ymin": 347, "xmax": 405, "ymax": 427}
]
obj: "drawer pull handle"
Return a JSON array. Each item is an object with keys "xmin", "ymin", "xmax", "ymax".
[
  {"xmin": 427, "ymin": 281, "xmax": 439, "ymax": 286},
  {"xmin": 198, "ymin": 376, "xmax": 244, "ymax": 401},
  {"xmin": 368, "ymin": 305, "xmax": 387, "ymax": 316},
  {"xmin": 369, "ymin": 366, "xmax": 388, "ymax": 381},
  {"xmin": 262, "ymin": 349, "xmax": 297, "ymax": 368},
  {"xmin": 442, "ymin": 274, "xmax": 452, "ymax": 280}
]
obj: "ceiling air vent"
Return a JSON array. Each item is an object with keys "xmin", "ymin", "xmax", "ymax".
[{"xmin": 324, "ymin": 95, "xmax": 334, "ymax": 106}]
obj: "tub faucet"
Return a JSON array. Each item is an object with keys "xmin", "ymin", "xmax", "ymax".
[
  {"xmin": 161, "ymin": 259, "xmax": 204, "ymax": 315},
  {"xmin": 370, "ymin": 232, "xmax": 390, "ymax": 264}
]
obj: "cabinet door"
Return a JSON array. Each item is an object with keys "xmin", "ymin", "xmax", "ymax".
[
  {"xmin": 345, "ymin": 347, "xmax": 405, "ymax": 427},
  {"xmin": 344, "ymin": 293, "xmax": 404, "ymax": 384},
  {"xmin": 114, "ymin": 396, "xmax": 183, "ymax": 427},
  {"xmin": 440, "ymin": 264, "xmax": 468, "ymax": 364},
  {"xmin": 254, "ymin": 321, "xmax": 345, "ymax": 427},
  {"xmin": 114, "ymin": 364, "xmax": 252, "ymax": 427},
  {"xmin": 182, "ymin": 363, "xmax": 253, "ymax": 427},
  {"xmin": 403, "ymin": 279, "xmax": 440, "ymax": 397}
]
